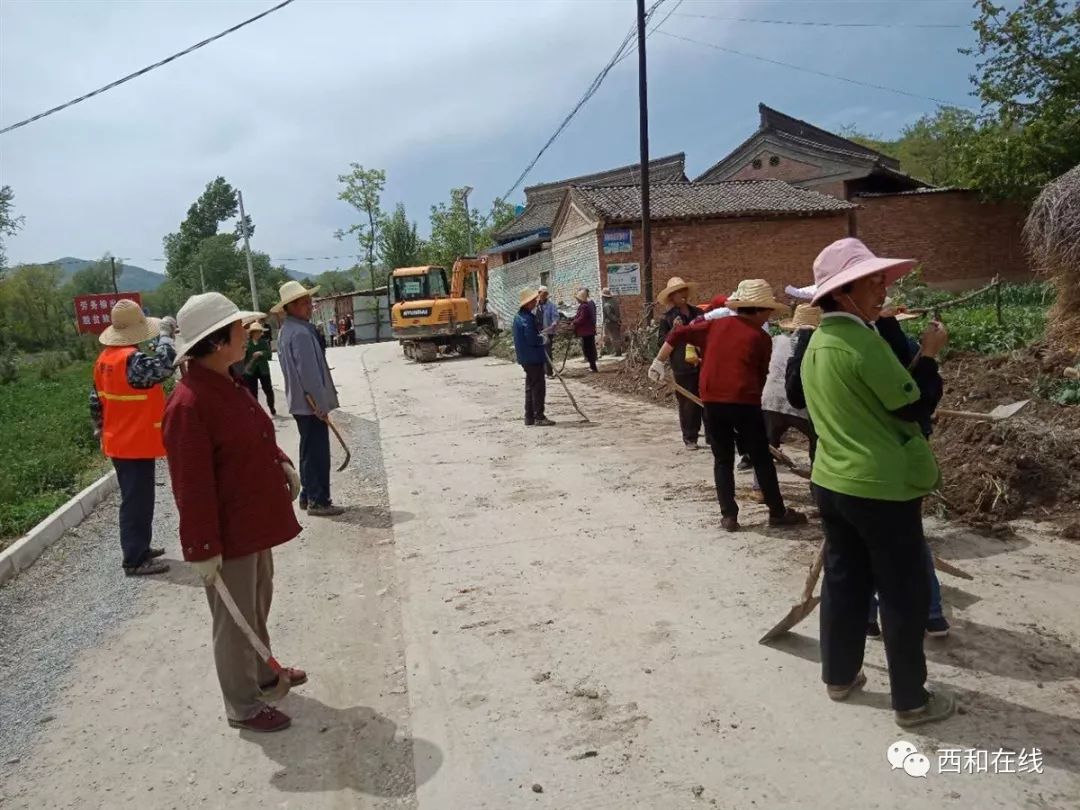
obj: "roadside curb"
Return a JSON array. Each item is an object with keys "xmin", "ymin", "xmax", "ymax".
[{"xmin": 0, "ymin": 471, "xmax": 118, "ymax": 587}]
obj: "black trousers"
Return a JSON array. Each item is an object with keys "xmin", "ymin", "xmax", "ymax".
[
  {"xmin": 674, "ymin": 372, "xmax": 704, "ymax": 444},
  {"xmin": 294, "ymin": 415, "xmax": 331, "ymax": 507},
  {"xmin": 112, "ymin": 458, "xmax": 156, "ymax": 568},
  {"xmin": 703, "ymin": 403, "xmax": 785, "ymax": 519},
  {"xmin": 523, "ymin": 363, "xmax": 547, "ymax": 423},
  {"xmin": 244, "ymin": 372, "xmax": 275, "ymax": 413},
  {"xmin": 580, "ymin": 335, "xmax": 598, "ymax": 371},
  {"xmin": 763, "ymin": 410, "xmax": 817, "ymax": 462},
  {"xmin": 816, "ymin": 487, "xmax": 930, "ymax": 712}
]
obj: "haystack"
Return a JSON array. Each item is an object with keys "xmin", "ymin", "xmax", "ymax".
[{"xmin": 1024, "ymin": 164, "xmax": 1080, "ymax": 351}]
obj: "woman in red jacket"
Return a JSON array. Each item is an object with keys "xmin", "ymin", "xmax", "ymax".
[
  {"xmin": 163, "ymin": 292, "xmax": 305, "ymax": 733},
  {"xmin": 572, "ymin": 287, "xmax": 599, "ymax": 372}
]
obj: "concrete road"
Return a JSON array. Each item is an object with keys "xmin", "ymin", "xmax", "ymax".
[{"xmin": 1, "ymin": 340, "xmax": 1078, "ymax": 809}]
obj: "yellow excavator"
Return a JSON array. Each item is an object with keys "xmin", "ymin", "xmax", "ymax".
[{"xmin": 388, "ymin": 256, "xmax": 498, "ymax": 363}]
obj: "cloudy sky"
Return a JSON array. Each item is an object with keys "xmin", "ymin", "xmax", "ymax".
[{"xmin": 0, "ymin": 0, "xmax": 981, "ymax": 275}]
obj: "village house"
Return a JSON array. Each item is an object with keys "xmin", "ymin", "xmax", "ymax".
[{"xmin": 486, "ymin": 103, "xmax": 1031, "ymax": 325}]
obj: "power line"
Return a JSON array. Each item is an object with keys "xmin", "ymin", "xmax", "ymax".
[
  {"xmin": 671, "ymin": 12, "xmax": 964, "ymax": 29},
  {"xmin": 0, "ymin": 0, "xmax": 296, "ymax": 136},
  {"xmin": 498, "ymin": 0, "xmax": 669, "ymax": 201},
  {"xmin": 658, "ymin": 30, "xmax": 974, "ymax": 108}
]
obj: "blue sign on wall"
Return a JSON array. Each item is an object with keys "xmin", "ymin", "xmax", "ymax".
[{"xmin": 602, "ymin": 228, "xmax": 632, "ymax": 255}]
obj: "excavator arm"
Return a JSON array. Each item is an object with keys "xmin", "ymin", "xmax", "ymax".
[{"xmin": 450, "ymin": 257, "xmax": 489, "ymax": 314}]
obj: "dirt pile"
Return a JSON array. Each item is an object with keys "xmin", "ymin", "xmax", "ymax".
[
  {"xmin": 933, "ymin": 343, "xmax": 1080, "ymax": 534},
  {"xmin": 584, "ymin": 346, "xmax": 1080, "ymax": 535}
]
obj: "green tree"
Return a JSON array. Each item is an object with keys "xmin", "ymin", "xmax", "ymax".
[
  {"xmin": 844, "ymin": 108, "xmax": 980, "ymax": 185},
  {"xmin": 0, "ymin": 264, "xmax": 69, "ymax": 349},
  {"xmin": 0, "ymin": 185, "xmax": 25, "ymax": 278},
  {"xmin": 960, "ymin": 0, "xmax": 1080, "ymax": 199},
  {"xmin": 378, "ymin": 203, "xmax": 422, "ymax": 270},
  {"xmin": 335, "ymin": 164, "xmax": 385, "ymax": 289},
  {"xmin": 66, "ymin": 254, "xmax": 121, "ymax": 296},
  {"xmin": 312, "ymin": 269, "xmax": 356, "ymax": 295},
  {"xmin": 163, "ymin": 177, "xmax": 252, "ymax": 288},
  {"xmin": 423, "ymin": 190, "xmax": 513, "ymax": 270}
]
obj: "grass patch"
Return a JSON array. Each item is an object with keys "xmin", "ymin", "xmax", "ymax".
[{"xmin": 0, "ymin": 358, "xmax": 108, "ymax": 545}]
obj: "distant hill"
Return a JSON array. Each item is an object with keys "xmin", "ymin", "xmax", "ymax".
[
  {"xmin": 45, "ymin": 257, "xmax": 317, "ymax": 290},
  {"xmin": 49, "ymin": 257, "xmax": 165, "ymax": 292}
]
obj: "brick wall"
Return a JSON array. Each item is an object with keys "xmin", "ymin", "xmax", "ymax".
[
  {"xmin": 855, "ymin": 192, "xmax": 1031, "ymax": 290},
  {"xmin": 552, "ymin": 231, "xmax": 603, "ymax": 324},
  {"xmin": 487, "ymin": 250, "xmax": 554, "ymax": 322},
  {"xmin": 599, "ymin": 215, "xmax": 851, "ymax": 326}
]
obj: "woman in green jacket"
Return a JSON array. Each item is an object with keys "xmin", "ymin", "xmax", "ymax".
[{"xmin": 242, "ymin": 321, "xmax": 275, "ymax": 415}]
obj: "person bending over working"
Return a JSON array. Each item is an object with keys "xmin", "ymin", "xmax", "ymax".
[{"xmin": 649, "ymin": 278, "xmax": 807, "ymax": 532}]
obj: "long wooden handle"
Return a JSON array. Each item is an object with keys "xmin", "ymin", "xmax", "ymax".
[
  {"xmin": 937, "ymin": 408, "xmax": 992, "ymax": 420},
  {"xmin": 670, "ymin": 379, "xmax": 703, "ymax": 407},
  {"xmin": 212, "ymin": 576, "xmax": 281, "ymax": 672},
  {"xmin": 800, "ymin": 540, "xmax": 826, "ymax": 602}
]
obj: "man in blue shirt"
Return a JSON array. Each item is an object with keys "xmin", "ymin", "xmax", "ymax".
[
  {"xmin": 273, "ymin": 280, "xmax": 344, "ymax": 517},
  {"xmin": 513, "ymin": 289, "xmax": 555, "ymax": 427},
  {"xmin": 535, "ymin": 286, "xmax": 560, "ymax": 378}
]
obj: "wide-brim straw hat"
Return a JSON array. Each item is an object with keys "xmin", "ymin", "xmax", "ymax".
[
  {"xmin": 726, "ymin": 279, "xmax": 790, "ymax": 313},
  {"xmin": 779, "ymin": 303, "xmax": 823, "ymax": 330},
  {"xmin": 656, "ymin": 276, "xmax": 696, "ymax": 307},
  {"xmin": 98, "ymin": 299, "xmax": 160, "ymax": 346},
  {"xmin": 520, "ymin": 288, "xmax": 539, "ymax": 307},
  {"xmin": 247, "ymin": 320, "xmax": 267, "ymax": 333},
  {"xmin": 601, "ymin": 287, "xmax": 613, "ymax": 298},
  {"xmin": 811, "ymin": 238, "xmax": 916, "ymax": 305},
  {"xmin": 271, "ymin": 279, "xmax": 321, "ymax": 314},
  {"xmin": 174, "ymin": 292, "xmax": 264, "ymax": 361},
  {"xmin": 575, "ymin": 288, "xmax": 590, "ymax": 303}
]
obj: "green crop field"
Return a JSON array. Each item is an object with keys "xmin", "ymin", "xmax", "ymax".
[{"xmin": 0, "ymin": 356, "xmax": 108, "ymax": 546}]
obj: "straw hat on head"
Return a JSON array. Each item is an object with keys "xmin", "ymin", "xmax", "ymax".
[
  {"xmin": 656, "ymin": 276, "xmax": 696, "ymax": 307},
  {"xmin": 98, "ymin": 299, "xmax": 160, "ymax": 346},
  {"xmin": 726, "ymin": 279, "xmax": 789, "ymax": 313},
  {"xmin": 271, "ymin": 279, "xmax": 321, "ymax": 314},
  {"xmin": 247, "ymin": 320, "xmax": 267, "ymax": 333},
  {"xmin": 519, "ymin": 288, "xmax": 539, "ymax": 307},
  {"xmin": 174, "ymin": 292, "xmax": 264, "ymax": 361},
  {"xmin": 601, "ymin": 287, "xmax": 613, "ymax": 298},
  {"xmin": 779, "ymin": 304, "xmax": 822, "ymax": 331},
  {"xmin": 811, "ymin": 238, "xmax": 915, "ymax": 305},
  {"xmin": 575, "ymin": 287, "xmax": 590, "ymax": 303}
]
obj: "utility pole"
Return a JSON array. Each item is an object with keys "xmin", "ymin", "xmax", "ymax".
[
  {"xmin": 199, "ymin": 263, "xmax": 206, "ymax": 293},
  {"xmin": 109, "ymin": 256, "xmax": 119, "ymax": 294},
  {"xmin": 636, "ymin": 0, "xmax": 654, "ymax": 320},
  {"xmin": 237, "ymin": 189, "xmax": 259, "ymax": 311}
]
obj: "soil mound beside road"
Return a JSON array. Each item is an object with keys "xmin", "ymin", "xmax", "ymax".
[
  {"xmin": 584, "ymin": 344, "xmax": 1080, "ymax": 537},
  {"xmin": 933, "ymin": 344, "xmax": 1080, "ymax": 537}
]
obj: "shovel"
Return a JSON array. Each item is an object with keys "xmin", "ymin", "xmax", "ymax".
[
  {"xmin": 212, "ymin": 576, "xmax": 292, "ymax": 701},
  {"xmin": 937, "ymin": 399, "xmax": 1029, "ymax": 422},
  {"xmin": 760, "ymin": 539, "xmax": 826, "ymax": 643},
  {"xmin": 305, "ymin": 394, "xmax": 351, "ymax": 471}
]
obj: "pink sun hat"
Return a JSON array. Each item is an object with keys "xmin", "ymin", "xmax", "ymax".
[{"xmin": 810, "ymin": 238, "xmax": 916, "ymax": 304}]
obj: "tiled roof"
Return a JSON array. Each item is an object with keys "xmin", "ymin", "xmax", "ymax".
[
  {"xmin": 854, "ymin": 186, "xmax": 970, "ymax": 198},
  {"xmin": 760, "ymin": 104, "xmax": 899, "ymax": 168},
  {"xmin": 496, "ymin": 153, "xmax": 688, "ymax": 240},
  {"xmin": 571, "ymin": 180, "xmax": 854, "ymax": 222},
  {"xmin": 483, "ymin": 231, "xmax": 549, "ymax": 255}
]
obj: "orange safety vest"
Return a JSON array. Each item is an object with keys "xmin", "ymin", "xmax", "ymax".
[{"xmin": 93, "ymin": 346, "xmax": 167, "ymax": 459}]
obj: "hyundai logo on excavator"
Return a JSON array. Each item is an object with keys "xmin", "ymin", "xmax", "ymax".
[{"xmin": 402, "ymin": 308, "xmax": 431, "ymax": 319}]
